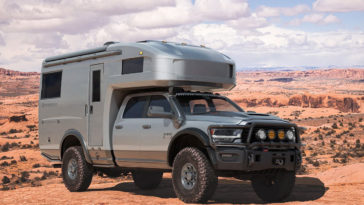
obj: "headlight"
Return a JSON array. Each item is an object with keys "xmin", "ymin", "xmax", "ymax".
[
  {"xmin": 286, "ymin": 129, "xmax": 295, "ymax": 142},
  {"xmin": 255, "ymin": 129, "xmax": 266, "ymax": 140},
  {"xmin": 210, "ymin": 128, "xmax": 242, "ymax": 143}
]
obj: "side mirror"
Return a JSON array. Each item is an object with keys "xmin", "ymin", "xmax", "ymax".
[{"xmin": 147, "ymin": 106, "xmax": 173, "ymax": 118}]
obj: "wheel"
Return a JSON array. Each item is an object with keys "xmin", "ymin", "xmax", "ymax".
[
  {"xmin": 132, "ymin": 170, "xmax": 163, "ymax": 189},
  {"xmin": 62, "ymin": 146, "xmax": 93, "ymax": 192},
  {"xmin": 251, "ymin": 170, "xmax": 295, "ymax": 202},
  {"xmin": 172, "ymin": 147, "xmax": 217, "ymax": 203}
]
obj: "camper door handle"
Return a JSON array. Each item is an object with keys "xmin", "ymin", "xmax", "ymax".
[
  {"xmin": 142, "ymin": 124, "xmax": 151, "ymax": 129},
  {"xmin": 90, "ymin": 105, "xmax": 93, "ymax": 114},
  {"xmin": 84, "ymin": 104, "xmax": 88, "ymax": 116},
  {"xmin": 115, "ymin": 125, "xmax": 123, "ymax": 129}
]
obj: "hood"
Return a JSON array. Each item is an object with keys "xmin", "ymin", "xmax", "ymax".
[{"xmin": 185, "ymin": 111, "xmax": 286, "ymax": 125}]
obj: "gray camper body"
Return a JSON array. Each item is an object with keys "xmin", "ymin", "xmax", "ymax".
[
  {"xmin": 39, "ymin": 41, "xmax": 236, "ymax": 167},
  {"xmin": 39, "ymin": 41, "xmax": 301, "ymax": 203}
]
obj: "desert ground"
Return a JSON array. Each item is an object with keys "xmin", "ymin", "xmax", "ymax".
[{"xmin": 0, "ymin": 67, "xmax": 363, "ymax": 204}]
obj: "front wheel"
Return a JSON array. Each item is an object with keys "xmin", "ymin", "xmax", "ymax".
[
  {"xmin": 251, "ymin": 170, "xmax": 295, "ymax": 202},
  {"xmin": 62, "ymin": 146, "xmax": 93, "ymax": 192},
  {"xmin": 172, "ymin": 147, "xmax": 217, "ymax": 203}
]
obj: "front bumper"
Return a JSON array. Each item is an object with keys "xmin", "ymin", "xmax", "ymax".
[{"xmin": 207, "ymin": 146, "xmax": 301, "ymax": 171}]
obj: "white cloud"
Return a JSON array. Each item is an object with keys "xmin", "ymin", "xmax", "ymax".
[
  {"xmin": 0, "ymin": 0, "xmax": 363, "ymax": 71},
  {"xmin": 302, "ymin": 13, "xmax": 340, "ymax": 24},
  {"xmin": 0, "ymin": 33, "xmax": 5, "ymax": 46},
  {"xmin": 228, "ymin": 14, "xmax": 268, "ymax": 29},
  {"xmin": 313, "ymin": 0, "xmax": 364, "ymax": 12},
  {"xmin": 256, "ymin": 4, "xmax": 310, "ymax": 17},
  {"xmin": 194, "ymin": 0, "xmax": 250, "ymax": 20}
]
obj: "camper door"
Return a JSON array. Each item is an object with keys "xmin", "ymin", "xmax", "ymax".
[{"xmin": 88, "ymin": 64, "xmax": 103, "ymax": 146}]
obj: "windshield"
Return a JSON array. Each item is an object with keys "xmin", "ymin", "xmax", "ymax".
[{"xmin": 175, "ymin": 94, "xmax": 244, "ymax": 115}]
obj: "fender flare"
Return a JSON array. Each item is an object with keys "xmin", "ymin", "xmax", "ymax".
[
  {"xmin": 167, "ymin": 128, "xmax": 211, "ymax": 165},
  {"xmin": 60, "ymin": 129, "xmax": 92, "ymax": 164}
]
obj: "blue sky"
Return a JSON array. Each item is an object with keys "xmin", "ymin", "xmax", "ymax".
[{"xmin": 0, "ymin": 0, "xmax": 364, "ymax": 71}]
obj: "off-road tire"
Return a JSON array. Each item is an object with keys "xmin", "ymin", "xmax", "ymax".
[
  {"xmin": 251, "ymin": 170, "xmax": 295, "ymax": 202},
  {"xmin": 132, "ymin": 170, "xmax": 163, "ymax": 189},
  {"xmin": 62, "ymin": 146, "xmax": 93, "ymax": 192},
  {"xmin": 172, "ymin": 147, "xmax": 217, "ymax": 203}
]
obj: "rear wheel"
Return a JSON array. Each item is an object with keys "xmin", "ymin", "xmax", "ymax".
[
  {"xmin": 62, "ymin": 146, "xmax": 93, "ymax": 192},
  {"xmin": 251, "ymin": 170, "xmax": 295, "ymax": 202},
  {"xmin": 132, "ymin": 170, "xmax": 163, "ymax": 190},
  {"xmin": 172, "ymin": 147, "xmax": 217, "ymax": 203}
]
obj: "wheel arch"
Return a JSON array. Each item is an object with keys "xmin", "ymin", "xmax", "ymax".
[
  {"xmin": 167, "ymin": 128, "xmax": 212, "ymax": 166},
  {"xmin": 60, "ymin": 129, "xmax": 92, "ymax": 164}
]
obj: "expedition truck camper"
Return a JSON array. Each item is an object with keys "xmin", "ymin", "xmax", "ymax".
[{"xmin": 39, "ymin": 40, "xmax": 302, "ymax": 203}]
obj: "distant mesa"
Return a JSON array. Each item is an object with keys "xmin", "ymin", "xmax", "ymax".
[
  {"xmin": 0, "ymin": 68, "xmax": 39, "ymax": 76},
  {"xmin": 269, "ymin": 78, "xmax": 294, "ymax": 82}
]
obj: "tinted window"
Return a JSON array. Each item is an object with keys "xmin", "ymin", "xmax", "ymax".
[
  {"xmin": 149, "ymin": 95, "xmax": 171, "ymax": 113},
  {"xmin": 41, "ymin": 71, "xmax": 62, "ymax": 99},
  {"xmin": 122, "ymin": 57, "xmax": 143, "ymax": 74},
  {"xmin": 123, "ymin": 96, "xmax": 147, "ymax": 118},
  {"xmin": 92, "ymin": 70, "xmax": 100, "ymax": 102}
]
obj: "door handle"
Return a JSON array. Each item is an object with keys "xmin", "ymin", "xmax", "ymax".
[
  {"xmin": 115, "ymin": 125, "xmax": 123, "ymax": 129},
  {"xmin": 142, "ymin": 124, "xmax": 151, "ymax": 129},
  {"xmin": 90, "ymin": 105, "xmax": 93, "ymax": 114}
]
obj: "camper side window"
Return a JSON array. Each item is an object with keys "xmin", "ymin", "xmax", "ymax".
[
  {"xmin": 122, "ymin": 57, "xmax": 143, "ymax": 74},
  {"xmin": 41, "ymin": 71, "xmax": 62, "ymax": 99},
  {"xmin": 123, "ymin": 96, "xmax": 147, "ymax": 118}
]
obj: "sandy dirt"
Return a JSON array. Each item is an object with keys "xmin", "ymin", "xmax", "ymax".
[
  {"xmin": 0, "ymin": 68, "xmax": 363, "ymax": 204},
  {"xmin": 1, "ymin": 165, "xmax": 364, "ymax": 205}
]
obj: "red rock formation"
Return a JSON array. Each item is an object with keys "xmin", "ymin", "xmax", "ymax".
[{"xmin": 0, "ymin": 68, "xmax": 39, "ymax": 76}]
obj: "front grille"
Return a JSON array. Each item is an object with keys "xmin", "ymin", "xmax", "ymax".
[{"xmin": 250, "ymin": 126, "xmax": 293, "ymax": 143}]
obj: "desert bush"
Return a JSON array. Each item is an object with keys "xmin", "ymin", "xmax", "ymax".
[
  {"xmin": 1, "ymin": 142, "xmax": 10, "ymax": 152},
  {"xmin": 314, "ymin": 137, "xmax": 317, "ymax": 141},
  {"xmin": 318, "ymin": 134, "xmax": 323, "ymax": 140},
  {"xmin": 332, "ymin": 123, "xmax": 338, "ymax": 129},
  {"xmin": 19, "ymin": 156, "xmax": 27, "ymax": 161},
  {"xmin": 0, "ymin": 156, "xmax": 13, "ymax": 160},
  {"xmin": 349, "ymin": 133, "xmax": 354, "ymax": 137},
  {"xmin": 20, "ymin": 171, "xmax": 30, "ymax": 182},
  {"xmin": 10, "ymin": 160, "xmax": 16, "ymax": 165},
  {"xmin": 26, "ymin": 125, "xmax": 36, "ymax": 131},
  {"xmin": 9, "ymin": 129, "xmax": 22, "ymax": 134},
  {"xmin": 0, "ymin": 161, "xmax": 9, "ymax": 167},
  {"xmin": 0, "ymin": 132, "xmax": 6, "ymax": 135},
  {"xmin": 32, "ymin": 163, "xmax": 40, "ymax": 168},
  {"xmin": 312, "ymin": 161, "xmax": 320, "ymax": 167},
  {"xmin": 321, "ymin": 141, "xmax": 325, "ymax": 146},
  {"xmin": 2, "ymin": 176, "xmax": 10, "ymax": 184}
]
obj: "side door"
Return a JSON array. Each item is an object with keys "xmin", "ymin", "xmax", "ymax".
[
  {"xmin": 113, "ymin": 96, "xmax": 148, "ymax": 167},
  {"xmin": 88, "ymin": 64, "xmax": 103, "ymax": 146},
  {"xmin": 138, "ymin": 95, "xmax": 177, "ymax": 168}
]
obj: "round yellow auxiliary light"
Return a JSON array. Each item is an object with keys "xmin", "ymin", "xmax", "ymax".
[
  {"xmin": 278, "ymin": 130, "xmax": 285, "ymax": 140},
  {"xmin": 139, "ymin": 51, "xmax": 143, "ymax": 55},
  {"xmin": 268, "ymin": 129, "xmax": 275, "ymax": 140}
]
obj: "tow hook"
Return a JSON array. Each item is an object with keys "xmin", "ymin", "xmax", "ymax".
[{"xmin": 248, "ymin": 153, "xmax": 255, "ymax": 166}]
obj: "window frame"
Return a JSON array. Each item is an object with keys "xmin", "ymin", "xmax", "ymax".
[
  {"xmin": 122, "ymin": 96, "xmax": 149, "ymax": 119},
  {"xmin": 121, "ymin": 57, "xmax": 144, "ymax": 75},
  {"xmin": 41, "ymin": 71, "xmax": 63, "ymax": 100},
  {"xmin": 147, "ymin": 95, "xmax": 173, "ymax": 118}
]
